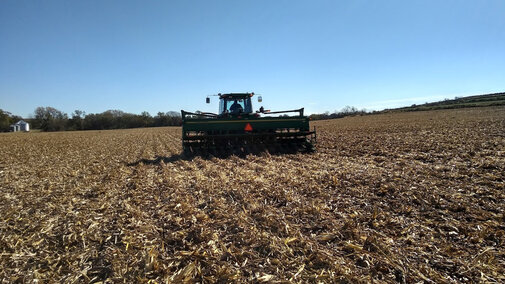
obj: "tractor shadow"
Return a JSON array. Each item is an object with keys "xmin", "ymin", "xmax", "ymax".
[
  {"xmin": 127, "ymin": 148, "xmax": 312, "ymax": 166},
  {"xmin": 127, "ymin": 154, "xmax": 190, "ymax": 166}
]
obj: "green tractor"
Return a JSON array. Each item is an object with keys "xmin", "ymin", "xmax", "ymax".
[{"xmin": 181, "ymin": 92, "xmax": 316, "ymax": 155}]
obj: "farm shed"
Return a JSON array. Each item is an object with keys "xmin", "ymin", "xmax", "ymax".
[{"xmin": 10, "ymin": 120, "xmax": 30, "ymax": 132}]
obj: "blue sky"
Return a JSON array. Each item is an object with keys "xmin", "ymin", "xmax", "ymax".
[{"xmin": 1, "ymin": 0, "xmax": 504, "ymax": 117}]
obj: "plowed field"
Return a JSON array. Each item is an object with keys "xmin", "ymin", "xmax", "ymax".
[{"xmin": 1, "ymin": 107, "xmax": 504, "ymax": 283}]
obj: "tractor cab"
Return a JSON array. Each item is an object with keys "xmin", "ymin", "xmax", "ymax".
[{"xmin": 216, "ymin": 93, "xmax": 257, "ymax": 116}]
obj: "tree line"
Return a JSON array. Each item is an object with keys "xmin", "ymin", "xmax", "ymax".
[
  {"xmin": 1, "ymin": 105, "xmax": 367, "ymax": 132},
  {"xmin": 309, "ymin": 106, "xmax": 368, "ymax": 120},
  {"xmin": 32, "ymin": 107, "xmax": 183, "ymax": 131},
  {"xmin": 1, "ymin": 107, "xmax": 182, "ymax": 132}
]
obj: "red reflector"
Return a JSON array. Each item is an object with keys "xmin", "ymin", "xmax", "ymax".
[{"xmin": 244, "ymin": 123, "xmax": 253, "ymax": 132}]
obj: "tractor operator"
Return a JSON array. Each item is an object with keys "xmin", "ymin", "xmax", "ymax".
[{"xmin": 230, "ymin": 100, "xmax": 243, "ymax": 113}]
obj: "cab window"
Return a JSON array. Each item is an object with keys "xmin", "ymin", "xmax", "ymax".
[{"xmin": 227, "ymin": 99, "xmax": 245, "ymax": 113}]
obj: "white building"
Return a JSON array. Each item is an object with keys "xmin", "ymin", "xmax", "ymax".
[{"xmin": 10, "ymin": 120, "xmax": 30, "ymax": 132}]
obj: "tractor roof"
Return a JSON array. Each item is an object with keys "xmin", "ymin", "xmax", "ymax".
[{"xmin": 218, "ymin": 92, "xmax": 254, "ymax": 99}]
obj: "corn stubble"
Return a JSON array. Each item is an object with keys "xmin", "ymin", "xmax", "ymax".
[{"xmin": 0, "ymin": 107, "xmax": 504, "ymax": 283}]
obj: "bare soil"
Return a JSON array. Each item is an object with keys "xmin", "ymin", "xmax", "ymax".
[{"xmin": 1, "ymin": 106, "xmax": 504, "ymax": 283}]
